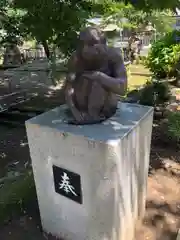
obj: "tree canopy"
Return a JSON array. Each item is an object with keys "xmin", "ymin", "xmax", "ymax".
[
  {"xmin": 0, "ymin": 0, "xmax": 179, "ymax": 56},
  {"xmin": 84, "ymin": 0, "xmax": 179, "ymax": 11},
  {"xmin": 101, "ymin": 2, "xmax": 175, "ymax": 34}
]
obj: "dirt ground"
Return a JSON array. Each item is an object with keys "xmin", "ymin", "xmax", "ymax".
[
  {"xmin": 0, "ymin": 64, "xmax": 180, "ymax": 240},
  {"xmin": 135, "ymin": 147, "xmax": 180, "ymax": 239}
]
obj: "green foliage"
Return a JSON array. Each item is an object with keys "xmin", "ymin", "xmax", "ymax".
[
  {"xmin": 0, "ymin": 7, "xmax": 28, "ymax": 46},
  {"xmin": 0, "ymin": 0, "xmax": 108, "ymax": 55},
  {"xmin": 0, "ymin": 0, "xmax": 178, "ymax": 56},
  {"xmin": 167, "ymin": 112, "xmax": 180, "ymax": 142},
  {"xmin": 86, "ymin": 0, "xmax": 179, "ymax": 11},
  {"xmin": 147, "ymin": 9, "xmax": 175, "ymax": 34},
  {"xmin": 146, "ymin": 30, "xmax": 180, "ymax": 78},
  {"xmin": 139, "ymin": 80, "xmax": 171, "ymax": 106},
  {"xmin": 101, "ymin": 2, "xmax": 174, "ymax": 32},
  {"xmin": 12, "ymin": 0, "xmax": 109, "ymax": 56},
  {"xmin": 101, "ymin": 3, "xmax": 139, "ymax": 29}
]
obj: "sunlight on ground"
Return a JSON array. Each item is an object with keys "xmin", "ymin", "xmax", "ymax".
[
  {"xmin": 128, "ymin": 74, "xmax": 149, "ymax": 91},
  {"xmin": 128, "ymin": 64, "xmax": 151, "ymax": 91},
  {"xmin": 130, "ymin": 64, "xmax": 150, "ymax": 75}
]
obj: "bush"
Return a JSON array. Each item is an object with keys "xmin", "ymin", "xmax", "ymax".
[
  {"xmin": 139, "ymin": 80, "xmax": 171, "ymax": 106},
  {"xmin": 146, "ymin": 30, "xmax": 180, "ymax": 78},
  {"xmin": 167, "ymin": 112, "xmax": 180, "ymax": 142}
]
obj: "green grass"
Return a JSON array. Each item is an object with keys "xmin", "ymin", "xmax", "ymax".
[
  {"xmin": 128, "ymin": 64, "xmax": 151, "ymax": 91},
  {"xmin": 0, "ymin": 170, "xmax": 36, "ymax": 224}
]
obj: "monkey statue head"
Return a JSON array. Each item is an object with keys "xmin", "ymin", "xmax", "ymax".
[{"xmin": 77, "ymin": 27, "xmax": 108, "ymax": 70}]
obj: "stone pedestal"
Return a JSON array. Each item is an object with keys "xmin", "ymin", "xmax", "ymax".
[{"xmin": 25, "ymin": 103, "xmax": 153, "ymax": 240}]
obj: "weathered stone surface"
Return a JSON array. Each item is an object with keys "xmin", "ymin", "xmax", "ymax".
[{"xmin": 26, "ymin": 102, "xmax": 153, "ymax": 240}]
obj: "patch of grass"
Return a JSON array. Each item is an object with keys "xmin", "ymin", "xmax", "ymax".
[
  {"xmin": 128, "ymin": 64, "xmax": 151, "ymax": 91},
  {"xmin": 130, "ymin": 63, "xmax": 150, "ymax": 75},
  {"xmin": 167, "ymin": 111, "xmax": 180, "ymax": 142},
  {"xmin": 0, "ymin": 169, "xmax": 37, "ymax": 224},
  {"xmin": 128, "ymin": 74, "xmax": 149, "ymax": 91}
]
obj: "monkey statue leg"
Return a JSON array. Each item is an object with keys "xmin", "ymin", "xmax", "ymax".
[
  {"xmin": 88, "ymin": 80, "xmax": 107, "ymax": 120},
  {"xmin": 69, "ymin": 80, "xmax": 107, "ymax": 125}
]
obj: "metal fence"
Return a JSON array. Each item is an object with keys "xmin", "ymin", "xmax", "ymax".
[
  {"xmin": 0, "ymin": 47, "xmax": 60, "ymax": 62},
  {"xmin": 22, "ymin": 48, "xmax": 47, "ymax": 59},
  {"xmin": 21, "ymin": 47, "xmax": 65, "ymax": 61}
]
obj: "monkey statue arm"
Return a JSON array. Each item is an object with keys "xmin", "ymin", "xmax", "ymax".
[
  {"xmin": 82, "ymin": 49, "xmax": 127, "ymax": 96},
  {"xmin": 65, "ymin": 52, "xmax": 85, "ymax": 122},
  {"xmin": 66, "ymin": 51, "xmax": 77, "ymax": 83},
  {"xmin": 64, "ymin": 81, "xmax": 84, "ymax": 122}
]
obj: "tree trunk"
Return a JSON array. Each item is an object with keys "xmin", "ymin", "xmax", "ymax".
[{"xmin": 41, "ymin": 40, "xmax": 50, "ymax": 59}]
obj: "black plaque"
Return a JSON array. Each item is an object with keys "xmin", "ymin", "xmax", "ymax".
[{"xmin": 53, "ymin": 165, "xmax": 82, "ymax": 204}]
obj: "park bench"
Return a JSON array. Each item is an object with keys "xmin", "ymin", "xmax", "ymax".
[
  {"xmin": 0, "ymin": 91, "xmax": 33, "ymax": 112},
  {"xmin": 0, "ymin": 65, "xmax": 21, "ymax": 70},
  {"xmin": 0, "ymin": 90, "xmax": 39, "ymax": 126}
]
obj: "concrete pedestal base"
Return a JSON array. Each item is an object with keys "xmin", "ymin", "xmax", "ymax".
[{"xmin": 26, "ymin": 102, "xmax": 153, "ymax": 240}]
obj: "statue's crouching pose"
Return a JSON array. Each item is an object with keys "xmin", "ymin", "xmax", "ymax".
[{"xmin": 65, "ymin": 27, "xmax": 128, "ymax": 125}]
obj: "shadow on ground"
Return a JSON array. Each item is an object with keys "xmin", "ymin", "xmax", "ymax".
[
  {"xmin": 0, "ymin": 86, "xmax": 66, "ymax": 177},
  {"xmin": 135, "ymin": 171, "xmax": 180, "ymax": 240},
  {"xmin": 131, "ymin": 72, "xmax": 151, "ymax": 77}
]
